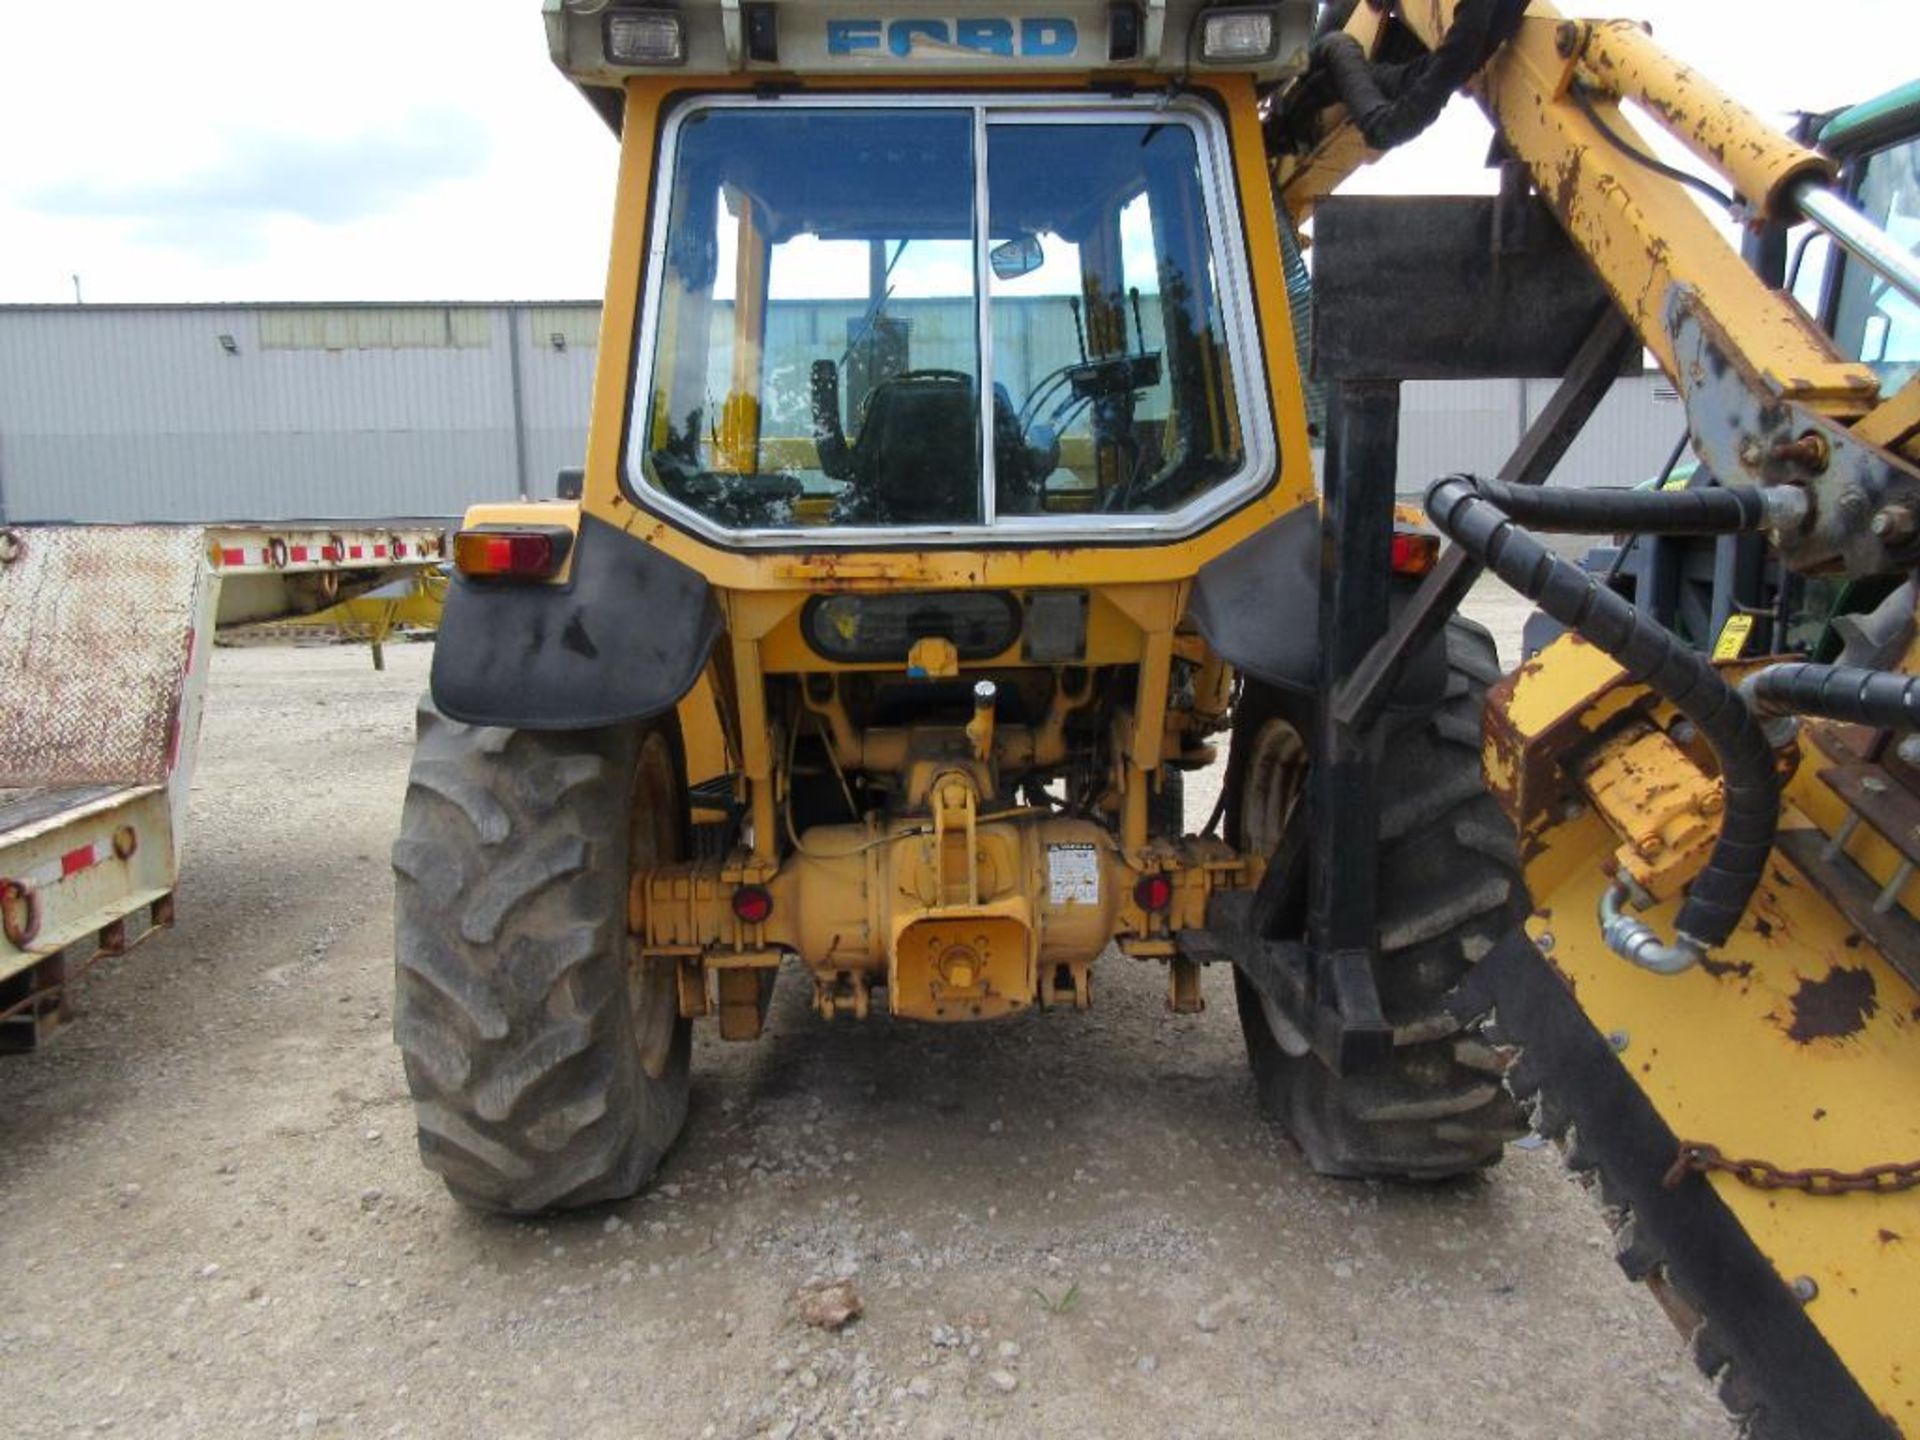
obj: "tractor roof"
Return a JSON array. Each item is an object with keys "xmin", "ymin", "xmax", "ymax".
[{"xmin": 544, "ymin": 0, "xmax": 1314, "ymax": 129}]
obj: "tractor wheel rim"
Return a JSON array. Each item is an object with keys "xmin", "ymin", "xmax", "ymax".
[
  {"xmin": 1240, "ymin": 716, "xmax": 1308, "ymax": 858},
  {"xmin": 1240, "ymin": 716, "xmax": 1310, "ymax": 1047}
]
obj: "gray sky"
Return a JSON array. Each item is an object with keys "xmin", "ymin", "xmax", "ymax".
[{"xmin": 0, "ymin": 1, "xmax": 1911, "ymax": 304}]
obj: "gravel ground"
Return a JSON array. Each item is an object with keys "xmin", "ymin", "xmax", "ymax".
[{"xmin": 0, "ymin": 584, "xmax": 1734, "ymax": 1439}]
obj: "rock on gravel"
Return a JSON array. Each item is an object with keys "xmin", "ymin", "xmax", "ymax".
[{"xmin": 794, "ymin": 1279, "xmax": 863, "ymax": 1331}]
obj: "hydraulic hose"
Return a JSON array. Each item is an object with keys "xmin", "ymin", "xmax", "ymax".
[
  {"xmin": 1744, "ymin": 663, "xmax": 1920, "ymax": 731},
  {"xmin": 1454, "ymin": 474, "xmax": 1775, "ymax": 535},
  {"xmin": 1310, "ymin": 0, "xmax": 1528, "ymax": 152},
  {"xmin": 1426, "ymin": 473, "xmax": 1782, "ymax": 969}
]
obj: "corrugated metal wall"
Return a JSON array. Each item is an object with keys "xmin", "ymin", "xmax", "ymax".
[
  {"xmin": 1394, "ymin": 372, "xmax": 1686, "ymax": 494},
  {"xmin": 0, "ymin": 304, "xmax": 599, "ymax": 523},
  {"xmin": 0, "ymin": 302, "xmax": 1682, "ymax": 523}
]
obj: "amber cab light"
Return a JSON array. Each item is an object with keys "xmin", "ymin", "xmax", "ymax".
[{"xmin": 1390, "ymin": 530, "xmax": 1440, "ymax": 576}]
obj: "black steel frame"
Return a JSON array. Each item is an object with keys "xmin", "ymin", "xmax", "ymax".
[{"xmin": 1285, "ymin": 184, "xmax": 1638, "ymax": 1072}]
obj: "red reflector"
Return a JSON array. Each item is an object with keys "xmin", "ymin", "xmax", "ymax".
[
  {"xmin": 1133, "ymin": 873, "xmax": 1174, "ymax": 913},
  {"xmin": 731, "ymin": 885, "xmax": 774, "ymax": 924},
  {"xmin": 452, "ymin": 528, "xmax": 568, "ymax": 579},
  {"xmin": 1390, "ymin": 531, "xmax": 1440, "ymax": 576}
]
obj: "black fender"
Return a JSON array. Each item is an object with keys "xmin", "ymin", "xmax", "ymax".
[
  {"xmin": 430, "ymin": 513, "xmax": 722, "ymax": 730},
  {"xmin": 1187, "ymin": 502, "xmax": 1449, "ymax": 708}
]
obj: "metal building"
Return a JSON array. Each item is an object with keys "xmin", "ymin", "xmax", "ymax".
[
  {"xmin": 0, "ymin": 301, "xmax": 1684, "ymax": 524},
  {"xmin": 0, "ymin": 302, "xmax": 599, "ymax": 524}
]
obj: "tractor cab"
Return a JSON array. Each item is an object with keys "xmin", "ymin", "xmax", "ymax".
[{"xmin": 543, "ymin": 0, "xmax": 1318, "ymax": 551}]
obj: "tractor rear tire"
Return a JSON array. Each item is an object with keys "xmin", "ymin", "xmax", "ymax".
[
  {"xmin": 392, "ymin": 701, "xmax": 691, "ymax": 1214},
  {"xmin": 1227, "ymin": 617, "xmax": 1526, "ymax": 1179}
]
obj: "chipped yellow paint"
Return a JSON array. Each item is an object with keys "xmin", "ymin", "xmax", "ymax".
[
  {"xmin": 1502, "ymin": 633, "xmax": 1632, "ymax": 736},
  {"xmin": 1576, "ymin": 722, "xmax": 1720, "ymax": 902},
  {"xmin": 1857, "ymin": 374, "xmax": 1920, "ymax": 455},
  {"xmin": 1571, "ymin": 17, "xmax": 1833, "ymax": 223},
  {"xmin": 1274, "ymin": 2, "xmax": 1879, "ymax": 414},
  {"xmin": 1523, "ymin": 797, "xmax": 1920, "ymax": 1430}
]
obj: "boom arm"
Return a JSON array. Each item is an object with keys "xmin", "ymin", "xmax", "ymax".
[{"xmin": 1269, "ymin": 1, "xmax": 1920, "ymax": 575}]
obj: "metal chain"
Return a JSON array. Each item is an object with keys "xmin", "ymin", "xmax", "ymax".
[{"xmin": 1666, "ymin": 1141, "xmax": 1920, "ymax": 1196}]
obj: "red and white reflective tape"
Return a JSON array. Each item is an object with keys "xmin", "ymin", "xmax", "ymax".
[
  {"xmin": 211, "ymin": 537, "xmax": 420, "ymax": 569},
  {"xmin": 0, "ymin": 828, "xmax": 136, "ymax": 945},
  {"xmin": 13, "ymin": 835, "xmax": 118, "ymax": 890}
]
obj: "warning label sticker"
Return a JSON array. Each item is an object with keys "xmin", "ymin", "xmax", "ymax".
[{"xmin": 1047, "ymin": 843, "xmax": 1100, "ymax": 905}]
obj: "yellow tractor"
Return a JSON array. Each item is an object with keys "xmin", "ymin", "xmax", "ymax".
[{"xmin": 392, "ymin": 3, "xmax": 1920, "ymax": 1433}]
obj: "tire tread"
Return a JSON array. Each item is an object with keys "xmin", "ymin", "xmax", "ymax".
[
  {"xmin": 392, "ymin": 701, "xmax": 689, "ymax": 1214},
  {"xmin": 1231, "ymin": 618, "xmax": 1528, "ymax": 1179}
]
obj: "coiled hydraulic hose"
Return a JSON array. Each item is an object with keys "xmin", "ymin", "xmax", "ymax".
[
  {"xmin": 1309, "ymin": 0, "xmax": 1529, "ymax": 152},
  {"xmin": 1743, "ymin": 663, "xmax": 1920, "ymax": 731},
  {"xmin": 1451, "ymin": 474, "xmax": 1774, "ymax": 535},
  {"xmin": 1425, "ymin": 474, "xmax": 1782, "ymax": 972}
]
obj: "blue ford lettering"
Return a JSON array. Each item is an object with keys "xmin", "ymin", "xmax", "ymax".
[{"xmin": 826, "ymin": 16, "xmax": 1078, "ymax": 58}]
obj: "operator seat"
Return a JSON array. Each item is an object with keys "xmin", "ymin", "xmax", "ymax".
[
  {"xmin": 818, "ymin": 365, "xmax": 1044, "ymax": 524},
  {"xmin": 846, "ymin": 370, "xmax": 980, "ymax": 524}
]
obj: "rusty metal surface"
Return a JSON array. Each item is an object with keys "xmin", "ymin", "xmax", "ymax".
[
  {"xmin": 1576, "ymin": 721, "xmax": 1721, "ymax": 902},
  {"xmin": 0, "ymin": 784, "xmax": 128, "ymax": 836},
  {"xmin": 1775, "ymin": 828, "xmax": 1920, "ymax": 995},
  {"xmin": 1667, "ymin": 1141, "xmax": 1920, "ymax": 1198},
  {"xmin": 1513, "ymin": 809, "xmax": 1920, "ymax": 1430},
  {"xmin": 1571, "ymin": 17, "xmax": 1834, "ymax": 223},
  {"xmin": 1818, "ymin": 762, "xmax": 1920, "ymax": 870},
  {"xmin": 0, "ymin": 526, "xmax": 206, "ymax": 789}
]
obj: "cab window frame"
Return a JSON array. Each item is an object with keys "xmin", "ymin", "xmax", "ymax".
[
  {"xmin": 621, "ymin": 89, "xmax": 1279, "ymax": 549},
  {"xmin": 1824, "ymin": 134, "xmax": 1920, "ymax": 380}
]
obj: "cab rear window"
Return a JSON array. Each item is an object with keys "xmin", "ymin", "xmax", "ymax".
[{"xmin": 629, "ymin": 97, "xmax": 1265, "ymax": 540}]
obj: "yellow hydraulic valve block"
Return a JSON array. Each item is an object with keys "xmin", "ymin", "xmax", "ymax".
[{"xmin": 1575, "ymin": 720, "xmax": 1723, "ymax": 903}]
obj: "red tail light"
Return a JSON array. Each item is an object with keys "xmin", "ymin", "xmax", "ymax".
[
  {"xmin": 1133, "ymin": 873, "xmax": 1174, "ymax": 914},
  {"xmin": 731, "ymin": 885, "xmax": 774, "ymax": 923},
  {"xmin": 452, "ymin": 526, "xmax": 573, "ymax": 580},
  {"xmin": 1390, "ymin": 530, "xmax": 1440, "ymax": 576}
]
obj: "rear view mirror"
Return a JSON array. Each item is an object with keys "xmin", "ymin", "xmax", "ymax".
[{"xmin": 990, "ymin": 234, "xmax": 1045, "ymax": 281}]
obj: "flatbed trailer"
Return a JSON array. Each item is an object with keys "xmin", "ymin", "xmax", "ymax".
[{"xmin": 0, "ymin": 521, "xmax": 445, "ymax": 1048}]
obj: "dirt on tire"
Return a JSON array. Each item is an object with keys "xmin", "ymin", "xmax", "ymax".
[{"xmin": 393, "ymin": 706, "xmax": 690, "ymax": 1213}]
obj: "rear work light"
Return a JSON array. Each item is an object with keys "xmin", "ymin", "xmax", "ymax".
[
  {"xmin": 1198, "ymin": 7, "xmax": 1278, "ymax": 63},
  {"xmin": 1390, "ymin": 530, "xmax": 1440, "ymax": 576},
  {"xmin": 605, "ymin": 8, "xmax": 686, "ymax": 65},
  {"xmin": 452, "ymin": 526, "xmax": 574, "ymax": 581}
]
